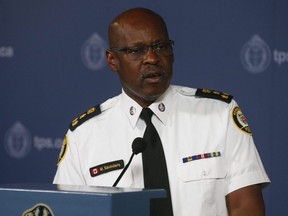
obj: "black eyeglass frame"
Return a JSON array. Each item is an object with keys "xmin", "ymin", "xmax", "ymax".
[{"xmin": 108, "ymin": 40, "xmax": 175, "ymax": 60}]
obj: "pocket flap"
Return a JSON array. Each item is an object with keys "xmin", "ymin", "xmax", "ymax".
[{"xmin": 177, "ymin": 157, "xmax": 227, "ymax": 182}]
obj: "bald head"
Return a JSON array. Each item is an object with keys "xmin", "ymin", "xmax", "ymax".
[{"xmin": 108, "ymin": 8, "xmax": 169, "ymax": 47}]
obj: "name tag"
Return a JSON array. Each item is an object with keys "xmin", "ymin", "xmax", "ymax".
[{"xmin": 90, "ymin": 160, "xmax": 124, "ymax": 177}]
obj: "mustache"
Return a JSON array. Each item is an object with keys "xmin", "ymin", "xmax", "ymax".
[{"xmin": 141, "ymin": 66, "xmax": 166, "ymax": 78}]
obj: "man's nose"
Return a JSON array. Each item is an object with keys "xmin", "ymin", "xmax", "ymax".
[{"xmin": 143, "ymin": 47, "xmax": 159, "ymax": 63}]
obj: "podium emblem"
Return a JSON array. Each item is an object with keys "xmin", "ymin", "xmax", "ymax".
[{"xmin": 22, "ymin": 203, "xmax": 54, "ymax": 216}]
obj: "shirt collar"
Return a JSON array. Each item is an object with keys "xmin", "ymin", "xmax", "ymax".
[
  {"xmin": 148, "ymin": 86, "xmax": 173, "ymax": 126},
  {"xmin": 120, "ymin": 86, "xmax": 174, "ymax": 128},
  {"xmin": 120, "ymin": 90, "xmax": 143, "ymax": 128}
]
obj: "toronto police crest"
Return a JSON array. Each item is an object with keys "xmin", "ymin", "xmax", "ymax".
[
  {"xmin": 22, "ymin": 203, "xmax": 54, "ymax": 216},
  {"xmin": 241, "ymin": 35, "xmax": 271, "ymax": 73},
  {"xmin": 232, "ymin": 106, "xmax": 252, "ymax": 135},
  {"xmin": 81, "ymin": 33, "xmax": 107, "ymax": 71}
]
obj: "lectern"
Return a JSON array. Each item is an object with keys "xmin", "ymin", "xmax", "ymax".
[{"xmin": 0, "ymin": 184, "xmax": 166, "ymax": 215}]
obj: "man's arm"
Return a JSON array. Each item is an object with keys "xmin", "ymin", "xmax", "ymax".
[{"xmin": 225, "ymin": 184, "xmax": 265, "ymax": 216}]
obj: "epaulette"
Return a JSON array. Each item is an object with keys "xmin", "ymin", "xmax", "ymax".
[
  {"xmin": 195, "ymin": 88, "xmax": 233, "ymax": 103},
  {"xmin": 69, "ymin": 104, "xmax": 101, "ymax": 131}
]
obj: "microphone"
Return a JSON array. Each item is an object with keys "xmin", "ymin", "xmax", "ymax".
[{"xmin": 112, "ymin": 137, "xmax": 147, "ymax": 187}]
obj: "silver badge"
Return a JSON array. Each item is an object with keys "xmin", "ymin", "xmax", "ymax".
[
  {"xmin": 130, "ymin": 106, "xmax": 136, "ymax": 115},
  {"xmin": 158, "ymin": 103, "xmax": 165, "ymax": 112}
]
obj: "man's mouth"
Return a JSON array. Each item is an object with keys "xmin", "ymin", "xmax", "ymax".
[
  {"xmin": 143, "ymin": 72, "xmax": 162, "ymax": 79},
  {"xmin": 142, "ymin": 72, "xmax": 163, "ymax": 83}
]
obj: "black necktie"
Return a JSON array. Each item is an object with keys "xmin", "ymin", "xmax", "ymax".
[{"xmin": 140, "ymin": 108, "xmax": 173, "ymax": 216}]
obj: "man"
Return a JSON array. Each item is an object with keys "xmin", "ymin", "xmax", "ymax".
[{"xmin": 54, "ymin": 8, "xmax": 270, "ymax": 215}]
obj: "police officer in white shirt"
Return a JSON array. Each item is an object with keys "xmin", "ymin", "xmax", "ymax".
[{"xmin": 54, "ymin": 7, "xmax": 270, "ymax": 216}]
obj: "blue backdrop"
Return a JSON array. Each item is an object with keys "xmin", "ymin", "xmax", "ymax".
[{"xmin": 1, "ymin": 0, "xmax": 288, "ymax": 215}]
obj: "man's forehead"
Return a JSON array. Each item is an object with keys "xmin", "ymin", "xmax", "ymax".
[
  {"xmin": 113, "ymin": 25, "xmax": 168, "ymax": 45},
  {"xmin": 113, "ymin": 17, "xmax": 167, "ymax": 36},
  {"xmin": 109, "ymin": 8, "xmax": 169, "ymax": 45}
]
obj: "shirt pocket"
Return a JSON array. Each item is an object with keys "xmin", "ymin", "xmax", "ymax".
[
  {"xmin": 175, "ymin": 156, "xmax": 228, "ymax": 215},
  {"xmin": 176, "ymin": 157, "xmax": 227, "ymax": 182}
]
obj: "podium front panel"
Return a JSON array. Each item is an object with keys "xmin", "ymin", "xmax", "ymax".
[{"xmin": 0, "ymin": 184, "xmax": 166, "ymax": 216}]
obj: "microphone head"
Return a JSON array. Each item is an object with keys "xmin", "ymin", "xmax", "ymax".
[{"xmin": 132, "ymin": 137, "xmax": 147, "ymax": 155}]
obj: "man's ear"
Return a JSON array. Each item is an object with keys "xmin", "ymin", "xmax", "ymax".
[{"xmin": 106, "ymin": 50, "xmax": 118, "ymax": 72}]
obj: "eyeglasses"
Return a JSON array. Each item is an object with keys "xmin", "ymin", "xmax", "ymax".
[{"xmin": 109, "ymin": 40, "xmax": 174, "ymax": 61}]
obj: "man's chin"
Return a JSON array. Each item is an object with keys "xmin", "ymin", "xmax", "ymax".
[{"xmin": 142, "ymin": 91, "xmax": 163, "ymax": 102}]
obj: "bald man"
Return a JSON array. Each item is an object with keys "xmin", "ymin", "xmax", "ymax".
[{"xmin": 54, "ymin": 8, "xmax": 270, "ymax": 216}]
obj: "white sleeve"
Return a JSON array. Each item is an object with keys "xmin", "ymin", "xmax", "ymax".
[
  {"xmin": 225, "ymin": 100, "xmax": 270, "ymax": 194},
  {"xmin": 53, "ymin": 129, "xmax": 86, "ymax": 185}
]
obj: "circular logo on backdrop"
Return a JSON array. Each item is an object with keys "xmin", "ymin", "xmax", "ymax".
[
  {"xmin": 241, "ymin": 35, "xmax": 271, "ymax": 73},
  {"xmin": 81, "ymin": 33, "xmax": 107, "ymax": 71},
  {"xmin": 4, "ymin": 122, "xmax": 32, "ymax": 159}
]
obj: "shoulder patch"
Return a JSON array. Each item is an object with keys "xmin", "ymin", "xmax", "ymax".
[
  {"xmin": 69, "ymin": 105, "xmax": 101, "ymax": 131},
  {"xmin": 195, "ymin": 88, "xmax": 233, "ymax": 103},
  {"xmin": 232, "ymin": 106, "xmax": 252, "ymax": 135},
  {"xmin": 57, "ymin": 135, "xmax": 68, "ymax": 166}
]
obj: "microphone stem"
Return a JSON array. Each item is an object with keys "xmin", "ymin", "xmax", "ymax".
[{"xmin": 112, "ymin": 153, "xmax": 135, "ymax": 187}]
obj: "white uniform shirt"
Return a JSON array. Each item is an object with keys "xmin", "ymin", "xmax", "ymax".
[{"xmin": 53, "ymin": 85, "xmax": 270, "ymax": 216}]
